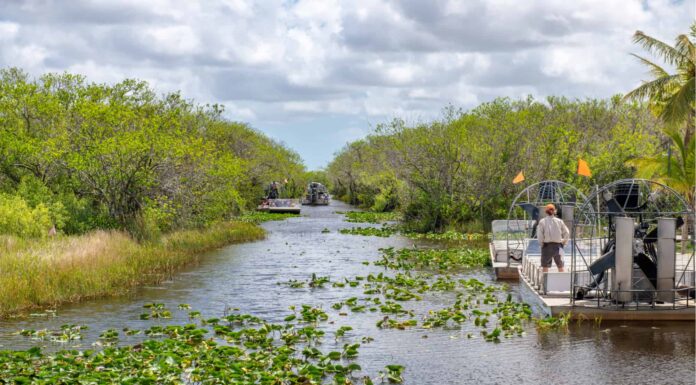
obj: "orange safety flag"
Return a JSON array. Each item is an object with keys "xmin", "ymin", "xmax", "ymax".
[
  {"xmin": 577, "ymin": 159, "xmax": 592, "ymax": 177},
  {"xmin": 512, "ymin": 171, "xmax": 525, "ymax": 184}
]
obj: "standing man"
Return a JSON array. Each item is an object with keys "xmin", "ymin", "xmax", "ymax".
[
  {"xmin": 537, "ymin": 203, "xmax": 570, "ymax": 273},
  {"xmin": 267, "ymin": 181, "xmax": 280, "ymax": 199}
]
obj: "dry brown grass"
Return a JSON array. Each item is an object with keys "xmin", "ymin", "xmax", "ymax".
[{"xmin": 0, "ymin": 221, "xmax": 264, "ymax": 317}]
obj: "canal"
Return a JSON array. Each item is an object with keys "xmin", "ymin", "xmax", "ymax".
[{"xmin": 0, "ymin": 201, "xmax": 693, "ymax": 384}]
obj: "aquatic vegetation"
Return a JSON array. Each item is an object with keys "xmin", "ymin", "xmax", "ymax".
[
  {"xmin": 335, "ymin": 325, "xmax": 353, "ymax": 339},
  {"xmin": 534, "ymin": 312, "xmax": 572, "ymax": 332},
  {"xmin": 339, "ymin": 226, "xmax": 398, "ymax": 237},
  {"xmin": 282, "ymin": 273, "xmax": 331, "ymax": 288},
  {"xmin": 343, "ymin": 211, "xmax": 401, "ymax": 224},
  {"xmin": 381, "ymin": 364, "xmax": 405, "ymax": 383},
  {"xmin": 140, "ymin": 303, "xmax": 172, "ymax": 319},
  {"xmin": 375, "ymin": 247, "xmax": 489, "ymax": 271},
  {"xmin": 237, "ymin": 211, "xmax": 300, "ymax": 223},
  {"xmin": 377, "ymin": 317, "xmax": 418, "ymax": 330},
  {"xmin": 338, "ymin": 224, "xmax": 489, "ymax": 246},
  {"xmin": 18, "ymin": 324, "xmax": 87, "ymax": 343},
  {"xmin": 403, "ymin": 230, "xmax": 490, "ymax": 243},
  {"xmin": 97, "ymin": 329, "xmax": 120, "ymax": 346},
  {"xmin": 296, "ymin": 304, "xmax": 329, "ymax": 323},
  {"xmin": 2, "ymin": 216, "xmax": 543, "ymax": 384},
  {"xmin": 4, "ymin": 306, "xmax": 401, "ymax": 384},
  {"xmin": 309, "ymin": 274, "xmax": 331, "ymax": 288}
]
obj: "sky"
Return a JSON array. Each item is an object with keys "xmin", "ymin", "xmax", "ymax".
[{"xmin": 0, "ymin": 0, "xmax": 693, "ymax": 169}]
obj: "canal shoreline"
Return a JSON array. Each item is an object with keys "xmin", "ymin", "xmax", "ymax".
[{"xmin": 0, "ymin": 221, "xmax": 265, "ymax": 318}]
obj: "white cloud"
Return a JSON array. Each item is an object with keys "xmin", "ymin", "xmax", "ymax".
[{"xmin": 0, "ymin": 0, "xmax": 692, "ymax": 168}]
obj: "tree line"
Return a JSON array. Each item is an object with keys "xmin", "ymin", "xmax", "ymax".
[
  {"xmin": 327, "ymin": 25, "xmax": 695, "ymax": 233},
  {"xmin": 327, "ymin": 97, "xmax": 663, "ymax": 232},
  {"xmin": 0, "ymin": 68, "xmax": 306, "ymax": 238}
]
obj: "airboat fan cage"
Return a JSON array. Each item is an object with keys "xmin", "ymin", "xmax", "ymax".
[
  {"xmin": 571, "ymin": 179, "xmax": 695, "ymax": 308},
  {"xmin": 500, "ymin": 180, "xmax": 588, "ymax": 264}
]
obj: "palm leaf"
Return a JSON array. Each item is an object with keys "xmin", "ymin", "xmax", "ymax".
[
  {"xmin": 660, "ymin": 76, "xmax": 695, "ymax": 125},
  {"xmin": 626, "ymin": 156, "xmax": 668, "ymax": 179},
  {"xmin": 633, "ymin": 30, "xmax": 688, "ymax": 66},
  {"xmin": 624, "ymin": 74, "xmax": 681, "ymax": 101},
  {"xmin": 674, "ymin": 33, "xmax": 696, "ymax": 64},
  {"xmin": 629, "ymin": 53, "xmax": 670, "ymax": 78}
]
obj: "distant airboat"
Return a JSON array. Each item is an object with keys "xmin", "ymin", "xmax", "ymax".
[
  {"xmin": 302, "ymin": 182, "xmax": 330, "ymax": 206},
  {"xmin": 257, "ymin": 181, "xmax": 301, "ymax": 214}
]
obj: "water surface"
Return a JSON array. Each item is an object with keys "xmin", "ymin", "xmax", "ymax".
[{"xmin": 0, "ymin": 201, "xmax": 693, "ymax": 385}]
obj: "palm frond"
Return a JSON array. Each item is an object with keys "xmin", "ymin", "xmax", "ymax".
[
  {"xmin": 664, "ymin": 128, "xmax": 686, "ymax": 163},
  {"xmin": 626, "ymin": 156, "xmax": 668, "ymax": 179},
  {"xmin": 660, "ymin": 77, "xmax": 695, "ymax": 125},
  {"xmin": 675, "ymin": 33, "xmax": 696, "ymax": 63},
  {"xmin": 629, "ymin": 53, "xmax": 670, "ymax": 78},
  {"xmin": 624, "ymin": 74, "xmax": 681, "ymax": 101},
  {"xmin": 633, "ymin": 30, "xmax": 688, "ymax": 66}
]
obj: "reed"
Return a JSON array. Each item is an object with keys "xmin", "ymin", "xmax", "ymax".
[{"xmin": 0, "ymin": 221, "xmax": 265, "ymax": 317}]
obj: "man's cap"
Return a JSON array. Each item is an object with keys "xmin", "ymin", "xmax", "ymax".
[{"xmin": 545, "ymin": 203, "xmax": 556, "ymax": 211}]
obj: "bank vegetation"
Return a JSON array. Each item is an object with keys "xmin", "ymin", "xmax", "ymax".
[{"xmin": 0, "ymin": 68, "xmax": 305, "ymax": 314}]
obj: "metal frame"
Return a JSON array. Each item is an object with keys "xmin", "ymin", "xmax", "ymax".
[
  {"xmin": 505, "ymin": 180, "xmax": 588, "ymax": 267},
  {"xmin": 570, "ymin": 179, "xmax": 695, "ymax": 310}
]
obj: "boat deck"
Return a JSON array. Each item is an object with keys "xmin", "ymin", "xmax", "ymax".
[
  {"xmin": 520, "ymin": 274, "xmax": 695, "ymax": 320},
  {"xmin": 491, "ymin": 238, "xmax": 695, "ymax": 320}
]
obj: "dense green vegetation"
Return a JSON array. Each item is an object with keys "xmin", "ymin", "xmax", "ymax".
[
  {"xmin": 0, "ymin": 68, "xmax": 313, "ymax": 315},
  {"xmin": 328, "ymin": 97, "xmax": 663, "ymax": 232},
  {"xmin": 0, "ymin": 68, "xmax": 306, "ymax": 239}
]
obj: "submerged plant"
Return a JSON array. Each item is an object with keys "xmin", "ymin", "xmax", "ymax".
[{"xmin": 534, "ymin": 312, "xmax": 572, "ymax": 332}]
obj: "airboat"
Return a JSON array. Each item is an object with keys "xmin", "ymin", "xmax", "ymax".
[
  {"xmin": 257, "ymin": 181, "xmax": 302, "ymax": 214},
  {"xmin": 302, "ymin": 182, "xmax": 330, "ymax": 206},
  {"xmin": 490, "ymin": 179, "xmax": 695, "ymax": 320},
  {"xmin": 257, "ymin": 198, "xmax": 302, "ymax": 214}
]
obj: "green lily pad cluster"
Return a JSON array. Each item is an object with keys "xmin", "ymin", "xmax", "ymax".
[
  {"xmin": 139, "ymin": 303, "xmax": 172, "ymax": 320},
  {"xmin": 5, "ymin": 303, "xmax": 405, "ymax": 384},
  {"xmin": 279, "ymin": 241, "xmax": 532, "ymax": 346},
  {"xmin": 375, "ymin": 247, "xmax": 489, "ymax": 271},
  {"xmin": 281, "ymin": 274, "xmax": 332, "ymax": 289},
  {"xmin": 342, "ymin": 211, "xmax": 402, "ymax": 224},
  {"xmin": 339, "ymin": 226, "xmax": 398, "ymax": 237},
  {"xmin": 402, "ymin": 231, "xmax": 490, "ymax": 242},
  {"xmin": 238, "ymin": 211, "xmax": 300, "ymax": 224},
  {"xmin": 17, "ymin": 324, "xmax": 88, "ymax": 343},
  {"xmin": 338, "ymin": 223, "xmax": 488, "ymax": 247}
]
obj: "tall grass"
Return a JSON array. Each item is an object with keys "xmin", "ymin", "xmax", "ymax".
[{"xmin": 0, "ymin": 221, "xmax": 264, "ymax": 317}]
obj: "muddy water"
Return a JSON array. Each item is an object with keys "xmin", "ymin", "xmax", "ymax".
[{"xmin": 0, "ymin": 201, "xmax": 693, "ymax": 385}]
